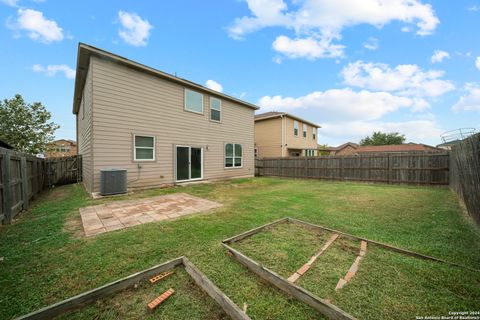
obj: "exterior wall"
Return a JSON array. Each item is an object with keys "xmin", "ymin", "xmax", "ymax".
[
  {"xmin": 45, "ymin": 140, "xmax": 77, "ymax": 158},
  {"xmin": 284, "ymin": 117, "xmax": 318, "ymax": 155},
  {"xmin": 254, "ymin": 117, "xmax": 282, "ymax": 158},
  {"xmin": 334, "ymin": 145, "xmax": 357, "ymax": 155},
  {"xmin": 89, "ymin": 57, "xmax": 254, "ymax": 193},
  {"xmin": 77, "ymin": 61, "xmax": 94, "ymax": 193}
]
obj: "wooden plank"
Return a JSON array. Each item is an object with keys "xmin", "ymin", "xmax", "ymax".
[
  {"xmin": 183, "ymin": 257, "xmax": 252, "ymax": 320},
  {"xmin": 288, "ymin": 217, "xmax": 479, "ymax": 272},
  {"xmin": 222, "ymin": 217, "xmax": 289, "ymax": 244},
  {"xmin": 223, "ymin": 244, "xmax": 357, "ymax": 320},
  {"xmin": 16, "ymin": 257, "xmax": 184, "ymax": 320},
  {"xmin": 4, "ymin": 152, "xmax": 12, "ymax": 224},
  {"xmin": 21, "ymin": 157, "xmax": 29, "ymax": 210},
  {"xmin": 288, "ymin": 233, "xmax": 339, "ymax": 283}
]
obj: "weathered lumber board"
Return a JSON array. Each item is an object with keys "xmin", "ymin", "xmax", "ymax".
[
  {"xmin": 288, "ymin": 233, "xmax": 339, "ymax": 283},
  {"xmin": 222, "ymin": 217, "xmax": 289, "ymax": 244},
  {"xmin": 223, "ymin": 244, "xmax": 357, "ymax": 320},
  {"xmin": 183, "ymin": 257, "xmax": 251, "ymax": 320}
]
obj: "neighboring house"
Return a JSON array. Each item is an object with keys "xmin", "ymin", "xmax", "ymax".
[
  {"xmin": 45, "ymin": 139, "xmax": 78, "ymax": 158},
  {"xmin": 328, "ymin": 142, "xmax": 359, "ymax": 155},
  {"xmin": 254, "ymin": 112, "xmax": 320, "ymax": 158},
  {"xmin": 328, "ymin": 142, "xmax": 441, "ymax": 155},
  {"xmin": 73, "ymin": 43, "xmax": 258, "ymax": 194}
]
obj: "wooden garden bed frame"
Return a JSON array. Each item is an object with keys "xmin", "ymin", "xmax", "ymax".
[
  {"xmin": 222, "ymin": 217, "xmax": 478, "ymax": 320},
  {"xmin": 17, "ymin": 256, "xmax": 251, "ymax": 320}
]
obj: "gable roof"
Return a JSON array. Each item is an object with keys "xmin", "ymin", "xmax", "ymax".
[
  {"xmin": 254, "ymin": 111, "xmax": 320, "ymax": 128},
  {"xmin": 50, "ymin": 139, "xmax": 77, "ymax": 146},
  {"xmin": 332, "ymin": 142, "xmax": 359, "ymax": 151},
  {"xmin": 72, "ymin": 43, "xmax": 259, "ymax": 114}
]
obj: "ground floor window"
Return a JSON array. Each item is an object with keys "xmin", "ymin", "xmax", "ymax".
[
  {"xmin": 225, "ymin": 143, "xmax": 242, "ymax": 168},
  {"xmin": 134, "ymin": 135, "xmax": 155, "ymax": 161},
  {"xmin": 305, "ymin": 149, "xmax": 316, "ymax": 157}
]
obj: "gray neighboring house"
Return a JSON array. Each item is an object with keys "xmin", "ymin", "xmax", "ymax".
[{"xmin": 73, "ymin": 43, "xmax": 258, "ymax": 194}]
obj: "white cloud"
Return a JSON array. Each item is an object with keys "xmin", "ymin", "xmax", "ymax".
[
  {"xmin": 32, "ymin": 64, "xmax": 75, "ymax": 79},
  {"xmin": 272, "ymin": 35, "xmax": 345, "ymax": 59},
  {"xmin": 476, "ymin": 56, "xmax": 480, "ymax": 70},
  {"xmin": 363, "ymin": 37, "xmax": 379, "ymax": 50},
  {"xmin": 118, "ymin": 11, "xmax": 153, "ymax": 46},
  {"xmin": 229, "ymin": 0, "xmax": 439, "ymax": 60},
  {"xmin": 205, "ymin": 79, "xmax": 223, "ymax": 92},
  {"xmin": 1, "ymin": 0, "xmax": 19, "ymax": 6},
  {"xmin": 452, "ymin": 84, "xmax": 480, "ymax": 112},
  {"xmin": 431, "ymin": 50, "xmax": 450, "ymax": 63},
  {"xmin": 9, "ymin": 8, "xmax": 63, "ymax": 43},
  {"xmin": 258, "ymin": 88, "xmax": 414, "ymax": 121},
  {"xmin": 468, "ymin": 5, "xmax": 479, "ymax": 11},
  {"xmin": 341, "ymin": 61, "xmax": 454, "ymax": 98},
  {"xmin": 320, "ymin": 119, "xmax": 443, "ymax": 144}
]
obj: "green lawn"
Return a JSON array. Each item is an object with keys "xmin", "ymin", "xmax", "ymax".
[{"xmin": 0, "ymin": 178, "xmax": 479, "ymax": 319}]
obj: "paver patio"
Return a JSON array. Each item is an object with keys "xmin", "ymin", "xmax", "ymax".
[{"xmin": 79, "ymin": 193, "xmax": 222, "ymax": 236}]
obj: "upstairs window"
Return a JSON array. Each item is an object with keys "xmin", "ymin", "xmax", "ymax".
[
  {"xmin": 294, "ymin": 120, "xmax": 299, "ymax": 136},
  {"xmin": 210, "ymin": 97, "xmax": 221, "ymax": 122},
  {"xmin": 312, "ymin": 128, "xmax": 316, "ymax": 140},
  {"xmin": 303, "ymin": 124, "xmax": 307, "ymax": 138},
  {"xmin": 134, "ymin": 135, "xmax": 155, "ymax": 161},
  {"xmin": 185, "ymin": 89, "xmax": 203, "ymax": 113},
  {"xmin": 225, "ymin": 143, "xmax": 242, "ymax": 168}
]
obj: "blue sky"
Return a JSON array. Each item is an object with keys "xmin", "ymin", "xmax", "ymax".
[{"xmin": 1, "ymin": 0, "xmax": 479, "ymax": 146}]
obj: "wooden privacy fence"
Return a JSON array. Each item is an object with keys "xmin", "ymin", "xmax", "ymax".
[
  {"xmin": 449, "ymin": 133, "xmax": 480, "ymax": 225},
  {"xmin": 0, "ymin": 147, "xmax": 82, "ymax": 225},
  {"xmin": 256, "ymin": 152, "xmax": 450, "ymax": 185}
]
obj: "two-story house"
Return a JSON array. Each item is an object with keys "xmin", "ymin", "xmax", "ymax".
[
  {"xmin": 254, "ymin": 112, "xmax": 320, "ymax": 158},
  {"xmin": 73, "ymin": 43, "xmax": 258, "ymax": 194},
  {"xmin": 45, "ymin": 139, "xmax": 78, "ymax": 158}
]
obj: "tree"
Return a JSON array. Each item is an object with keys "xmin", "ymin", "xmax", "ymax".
[
  {"xmin": 360, "ymin": 131, "xmax": 406, "ymax": 146},
  {"xmin": 0, "ymin": 94, "xmax": 59, "ymax": 154}
]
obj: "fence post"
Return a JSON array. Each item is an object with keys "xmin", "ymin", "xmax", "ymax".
[
  {"xmin": 4, "ymin": 152, "xmax": 12, "ymax": 224},
  {"xmin": 387, "ymin": 154, "xmax": 391, "ymax": 184},
  {"xmin": 21, "ymin": 157, "xmax": 29, "ymax": 210}
]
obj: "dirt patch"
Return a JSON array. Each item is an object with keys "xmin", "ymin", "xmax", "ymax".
[{"xmin": 63, "ymin": 210, "xmax": 85, "ymax": 239}]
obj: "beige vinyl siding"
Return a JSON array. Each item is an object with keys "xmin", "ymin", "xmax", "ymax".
[
  {"xmin": 77, "ymin": 62, "xmax": 94, "ymax": 193},
  {"xmin": 90, "ymin": 57, "xmax": 254, "ymax": 192},
  {"xmin": 284, "ymin": 117, "xmax": 319, "ymax": 154},
  {"xmin": 254, "ymin": 117, "xmax": 282, "ymax": 158}
]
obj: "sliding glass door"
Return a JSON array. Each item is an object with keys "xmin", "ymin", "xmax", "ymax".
[{"xmin": 176, "ymin": 146, "xmax": 203, "ymax": 182}]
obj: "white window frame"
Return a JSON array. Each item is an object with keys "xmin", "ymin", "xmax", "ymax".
[
  {"xmin": 312, "ymin": 128, "xmax": 316, "ymax": 140},
  {"xmin": 184, "ymin": 88, "xmax": 204, "ymax": 114},
  {"xmin": 294, "ymin": 120, "xmax": 299, "ymax": 137},
  {"xmin": 210, "ymin": 97, "xmax": 221, "ymax": 122},
  {"xmin": 134, "ymin": 134, "xmax": 156, "ymax": 161},
  {"xmin": 306, "ymin": 149, "xmax": 315, "ymax": 157},
  {"xmin": 303, "ymin": 124, "xmax": 307, "ymax": 139},
  {"xmin": 225, "ymin": 143, "xmax": 243, "ymax": 169}
]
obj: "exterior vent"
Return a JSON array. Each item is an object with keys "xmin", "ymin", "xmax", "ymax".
[{"xmin": 100, "ymin": 169, "xmax": 127, "ymax": 196}]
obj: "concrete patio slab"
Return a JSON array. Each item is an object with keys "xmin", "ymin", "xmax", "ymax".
[{"xmin": 79, "ymin": 193, "xmax": 222, "ymax": 237}]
